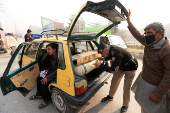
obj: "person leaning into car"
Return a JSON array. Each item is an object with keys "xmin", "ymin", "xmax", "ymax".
[
  {"xmin": 93, "ymin": 42, "xmax": 138, "ymax": 113},
  {"xmin": 29, "ymin": 43, "xmax": 58, "ymax": 109}
]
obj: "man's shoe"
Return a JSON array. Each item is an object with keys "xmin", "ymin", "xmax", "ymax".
[
  {"xmin": 120, "ymin": 106, "xmax": 128, "ymax": 113},
  {"xmin": 101, "ymin": 95, "xmax": 113, "ymax": 102}
]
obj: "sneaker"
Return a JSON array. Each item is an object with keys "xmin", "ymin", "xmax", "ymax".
[
  {"xmin": 120, "ymin": 106, "xmax": 128, "ymax": 113},
  {"xmin": 101, "ymin": 95, "xmax": 113, "ymax": 102}
]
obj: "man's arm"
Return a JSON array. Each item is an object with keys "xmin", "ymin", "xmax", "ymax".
[
  {"xmin": 126, "ymin": 9, "xmax": 145, "ymax": 45},
  {"xmin": 41, "ymin": 69, "xmax": 57, "ymax": 84},
  {"xmin": 94, "ymin": 55, "xmax": 121, "ymax": 72}
]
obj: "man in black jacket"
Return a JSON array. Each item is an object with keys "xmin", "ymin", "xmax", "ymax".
[
  {"xmin": 29, "ymin": 43, "xmax": 58, "ymax": 109},
  {"xmin": 24, "ymin": 29, "xmax": 33, "ymax": 42},
  {"xmin": 94, "ymin": 42, "xmax": 138, "ymax": 113}
]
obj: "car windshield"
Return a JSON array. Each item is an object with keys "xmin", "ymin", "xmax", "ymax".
[{"xmin": 71, "ymin": 12, "xmax": 112, "ymax": 36}]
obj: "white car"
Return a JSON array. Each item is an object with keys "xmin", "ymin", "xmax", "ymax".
[{"xmin": 97, "ymin": 35, "xmax": 127, "ymax": 49}]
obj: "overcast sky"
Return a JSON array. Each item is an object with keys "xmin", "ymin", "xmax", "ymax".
[{"xmin": 0, "ymin": 0, "xmax": 170, "ymax": 34}]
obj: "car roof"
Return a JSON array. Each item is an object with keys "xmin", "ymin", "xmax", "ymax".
[{"xmin": 33, "ymin": 36, "xmax": 67, "ymax": 42}]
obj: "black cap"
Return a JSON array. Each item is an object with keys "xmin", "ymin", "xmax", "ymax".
[
  {"xmin": 98, "ymin": 42, "xmax": 107, "ymax": 53},
  {"xmin": 27, "ymin": 29, "xmax": 32, "ymax": 33}
]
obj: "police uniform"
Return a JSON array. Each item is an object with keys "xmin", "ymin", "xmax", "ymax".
[
  {"xmin": 24, "ymin": 29, "xmax": 33, "ymax": 42},
  {"xmin": 99, "ymin": 44, "xmax": 138, "ymax": 107},
  {"xmin": 24, "ymin": 34, "xmax": 32, "ymax": 42}
]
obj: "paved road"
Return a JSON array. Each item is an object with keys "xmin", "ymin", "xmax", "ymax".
[{"xmin": 0, "ymin": 38, "xmax": 142, "ymax": 113}]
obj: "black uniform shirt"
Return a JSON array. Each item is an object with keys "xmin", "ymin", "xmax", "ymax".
[
  {"xmin": 99, "ymin": 45, "xmax": 137, "ymax": 72},
  {"xmin": 24, "ymin": 34, "xmax": 32, "ymax": 42}
]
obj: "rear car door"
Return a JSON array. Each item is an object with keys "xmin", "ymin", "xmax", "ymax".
[{"xmin": 0, "ymin": 42, "xmax": 41, "ymax": 96}]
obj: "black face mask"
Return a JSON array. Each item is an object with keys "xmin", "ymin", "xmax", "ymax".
[{"xmin": 144, "ymin": 34, "xmax": 158, "ymax": 45}]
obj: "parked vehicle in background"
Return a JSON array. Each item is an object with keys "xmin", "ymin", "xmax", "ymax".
[
  {"xmin": 0, "ymin": 0, "xmax": 128, "ymax": 113},
  {"xmin": 97, "ymin": 35, "xmax": 127, "ymax": 49}
]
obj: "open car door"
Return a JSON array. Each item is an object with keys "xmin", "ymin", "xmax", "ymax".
[{"xmin": 0, "ymin": 42, "xmax": 41, "ymax": 96}]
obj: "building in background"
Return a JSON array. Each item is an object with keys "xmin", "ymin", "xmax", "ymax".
[
  {"xmin": 72, "ymin": 20, "xmax": 85, "ymax": 33},
  {"xmin": 29, "ymin": 25, "xmax": 42, "ymax": 34},
  {"xmin": 41, "ymin": 16, "xmax": 64, "ymax": 31}
]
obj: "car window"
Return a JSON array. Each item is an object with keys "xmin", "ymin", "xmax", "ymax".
[
  {"xmin": 71, "ymin": 12, "xmax": 111, "ymax": 35},
  {"xmin": 100, "ymin": 36, "xmax": 110, "ymax": 45},
  {"xmin": 23, "ymin": 44, "xmax": 39, "ymax": 59},
  {"xmin": 8, "ymin": 47, "xmax": 24, "ymax": 74},
  {"xmin": 87, "ymin": 42, "xmax": 92, "ymax": 51},
  {"xmin": 91, "ymin": 41, "xmax": 98, "ymax": 51},
  {"xmin": 40, "ymin": 42, "xmax": 50, "ymax": 54},
  {"xmin": 58, "ymin": 43, "xmax": 65, "ymax": 69},
  {"xmin": 75, "ymin": 42, "xmax": 87, "ymax": 53},
  {"xmin": 74, "ymin": 41, "xmax": 97, "ymax": 53},
  {"xmin": 8, "ymin": 43, "xmax": 40, "ymax": 74},
  {"xmin": 87, "ymin": 41, "xmax": 98, "ymax": 51}
]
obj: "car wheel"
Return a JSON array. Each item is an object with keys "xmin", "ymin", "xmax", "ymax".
[{"xmin": 51, "ymin": 88, "xmax": 74, "ymax": 113}]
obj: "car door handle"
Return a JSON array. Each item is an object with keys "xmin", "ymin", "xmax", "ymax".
[
  {"xmin": 20, "ymin": 79, "xmax": 28, "ymax": 86},
  {"xmin": 29, "ymin": 66, "xmax": 34, "ymax": 71}
]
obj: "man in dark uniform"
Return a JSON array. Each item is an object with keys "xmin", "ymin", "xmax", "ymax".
[
  {"xmin": 24, "ymin": 29, "xmax": 33, "ymax": 42},
  {"xmin": 29, "ymin": 43, "xmax": 58, "ymax": 109},
  {"xmin": 94, "ymin": 42, "xmax": 138, "ymax": 113}
]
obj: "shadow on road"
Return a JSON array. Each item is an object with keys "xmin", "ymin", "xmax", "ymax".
[{"xmin": 81, "ymin": 101, "xmax": 110, "ymax": 113}]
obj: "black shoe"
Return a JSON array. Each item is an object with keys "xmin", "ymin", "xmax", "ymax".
[
  {"xmin": 101, "ymin": 95, "xmax": 113, "ymax": 102},
  {"xmin": 120, "ymin": 106, "xmax": 128, "ymax": 113}
]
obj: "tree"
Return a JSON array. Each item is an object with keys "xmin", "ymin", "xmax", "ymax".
[
  {"xmin": 66, "ymin": 14, "xmax": 76, "ymax": 30},
  {"xmin": 114, "ymin": 29, "xmax": 129, "ymax": 41}
]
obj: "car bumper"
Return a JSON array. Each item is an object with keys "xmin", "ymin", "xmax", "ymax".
[{"xmin": 60, "ymin": 72, "xmax": 111, "ymax": 107}]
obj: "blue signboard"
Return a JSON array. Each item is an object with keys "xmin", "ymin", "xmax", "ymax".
[{"xmin": 31, "ymin": 34, "xmax": 42, "ymax": 39}]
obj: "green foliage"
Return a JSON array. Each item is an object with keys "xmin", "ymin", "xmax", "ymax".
[{"xmin": 82, "ymin": 25, "xmax": 111, "ymax": 35}]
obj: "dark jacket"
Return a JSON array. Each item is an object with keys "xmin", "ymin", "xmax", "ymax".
[
  {"xmin": 46, "ymin": 53, "xmax": 58, "ymax": 82},
  {"xmin": 99, "ymin": 45, "xmax": 138, "ymax": 72},
  {"xmin": 40, "ymin": 53, "xmax": 58, "ymax": 82},
  {"xmin": 24, "ymin": 34, "xmax": 32, "ymax": 42}
]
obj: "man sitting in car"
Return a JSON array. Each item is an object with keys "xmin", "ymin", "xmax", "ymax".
[{"xmin": 29, "ymin": 43, "xmax": 58, "ymax": 109}]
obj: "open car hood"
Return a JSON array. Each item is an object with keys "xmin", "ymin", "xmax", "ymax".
[{"xmin": 67, "ymin": 0, "xmax": 127, "ymax": 41}]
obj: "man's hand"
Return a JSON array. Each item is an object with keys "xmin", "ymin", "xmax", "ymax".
[
  {"xmin": 126, "ymin": 9, "xmax": 131, "ymax": 23},
  {"xmin": 149, "ymin": 93, "xmax": 161, "ymax": 103},
  {"xmin": 98, "ymin": 57, "xmax": 105, "ymax": 61},
  {"xmin": 41, "ymin": 77, "xmax": 48, "ymax": 84},
  {"xmin": 93, "ymin": 62, "xmax": 101, "ymax": 67}
]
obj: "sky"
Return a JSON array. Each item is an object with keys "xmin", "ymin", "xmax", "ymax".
[{"xmin": 0, "ymin": 0, "xmax": 170, "ymax": 35}]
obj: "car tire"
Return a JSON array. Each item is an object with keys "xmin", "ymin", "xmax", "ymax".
[{"xmin": 51, "ymin": 88, "xmax": 75, "ymax": 113}]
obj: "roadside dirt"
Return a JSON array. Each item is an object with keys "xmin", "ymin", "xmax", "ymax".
[
  {"xmin": 127, "ymin": 48, "xmax": 143, "ymax": 53},
  {"xmin": 127, "ymin": 48, "xmax": 144, "ymax": 59}
]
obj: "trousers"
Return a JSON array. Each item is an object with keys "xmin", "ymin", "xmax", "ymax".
[
  {"xmin": 109, "ymin": 69, "xmax": 136, "ymax": 106},
  {"xmin": 36, "ymin": 77, "xmax": 51, "ymax": 102}
]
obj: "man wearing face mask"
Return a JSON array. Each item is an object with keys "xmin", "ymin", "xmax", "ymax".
[
  {"xmin": 94, "ymin": 42, "xmax": 138, "ymax": 113},
  {"xmin": 126, "ymin": 10, "xmax": 170, "ymax": 113}
]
